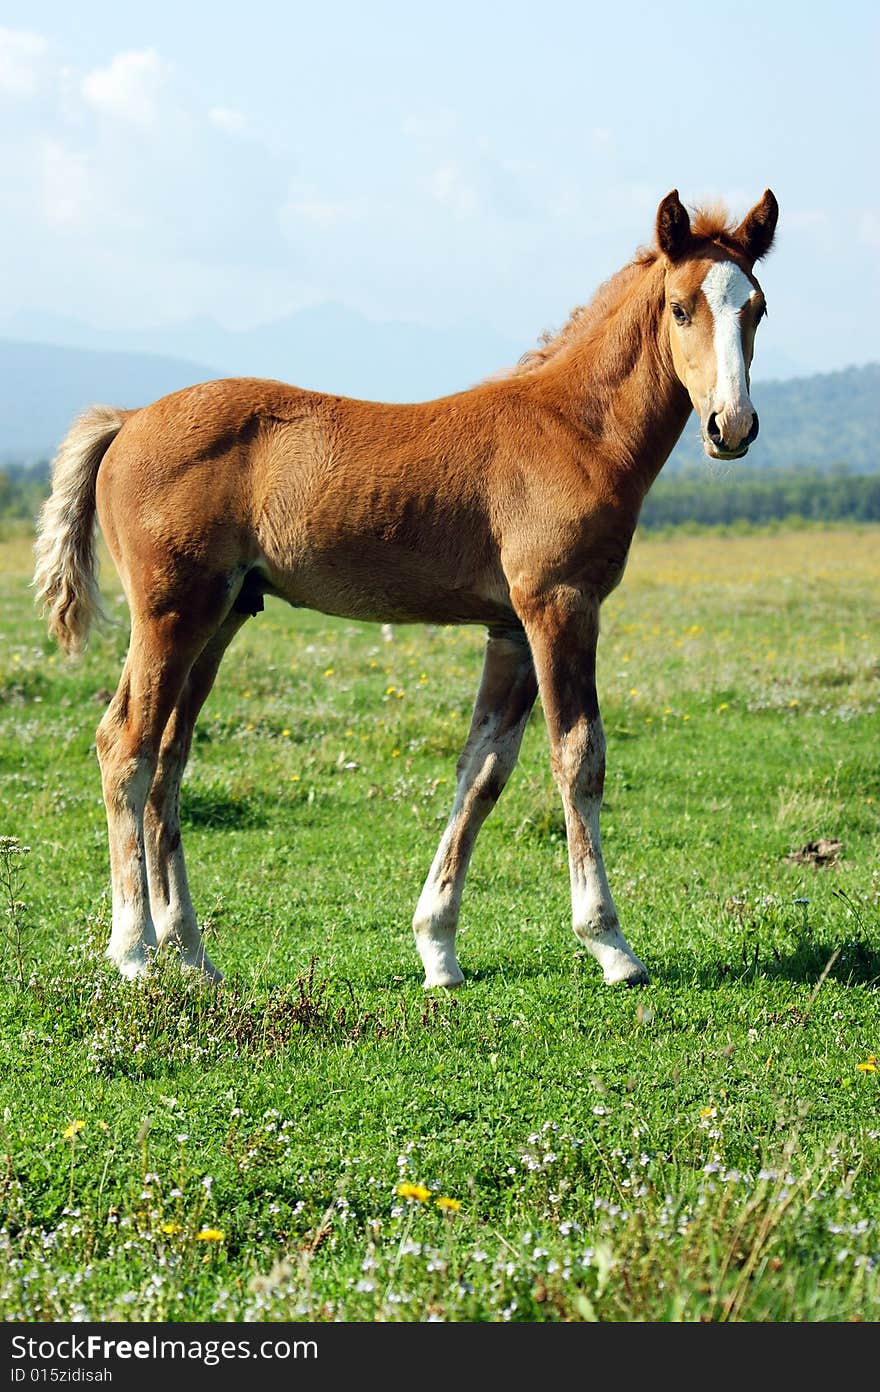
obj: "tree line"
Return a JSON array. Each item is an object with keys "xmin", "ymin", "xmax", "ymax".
[
  {"xmin": 640, "ymin": 465, "xmax": 880, "ymax": 530},
  {"xmin": 2, "ymin": 459, "xmax": 880, "ymax": 533}
]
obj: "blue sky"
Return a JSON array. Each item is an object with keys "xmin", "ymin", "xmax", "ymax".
[{"xmin": 1, "ymin": 1, "xmax": 877, "ymax": 380}]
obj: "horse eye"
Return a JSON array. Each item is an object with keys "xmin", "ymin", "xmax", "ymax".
[{"xmin": 671, "ymin": 304, "xmax": 689, "ymax": 325}]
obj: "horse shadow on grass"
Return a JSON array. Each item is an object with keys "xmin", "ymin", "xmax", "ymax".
[
  {"xmin": 652, "ymin": 934, "xmax": 880, "ymax": 991},
  {"xmin": 180, "ymin": 785, "xmax": 270, "ymax": 829},
  {"xmin": 461, "ymin": 935, "xmax": 880, "ymax": 992}
]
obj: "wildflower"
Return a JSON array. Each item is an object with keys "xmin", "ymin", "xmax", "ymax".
[
  {"xmin": 62, "ymin": 1121, "xmax": 85, "ymax": 1139},
  {"xmin": 857, "ymin": 1056, "xmax": 877, "ymax": 1073},
  {"xmin": 396, "ymin": 1182, "xmax": 431, "ymax": 1202},
  {"xmin": 435, "ymin": 1196, "xmax": 461, "ymax": 1212},
  {"xmin": 324, "ymin": 668, "xmax": 334, "ymax": 677},
  {"xmin": 717, "ymin": 702, "xmax": 728, "ymax": 712},
  {"xmin": 196, "ymin": 1228, "xmax": 224, "ymax": 1242},
  {"xmin": 391, "ymin": 748, "xmax": 400, "ymax": 758},
  {"xmin": 160, "ymin": 1222, "xmax": 183, "ymax": 1235},
  {"xmin": 281, "ymin": 728, "xmax": 291, "ymax": 737}
]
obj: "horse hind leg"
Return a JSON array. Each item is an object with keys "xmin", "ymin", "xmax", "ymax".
[
  {"xmin": 413, "ymin": 629, "xmax": 537, "ymax": 987},
  {"xmin": 144, "ymin": 613, "xmax": 247, "ymax": 980},
  {"xmin": 96, "ymin": 614, "xmax": 204, "ymax": 978}
]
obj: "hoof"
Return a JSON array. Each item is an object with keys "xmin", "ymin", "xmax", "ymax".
[
  {"xmin": 181, "ymin": 953, "xmax": 224, "ymax": 985},
  {"xmin": 604, "ymin": 961, "xmax": 650, "ymax": 987},
  {"xmin": 107, "ymin": 948, "xmax": 153, "ymax": 980},
  {"xmin": 577, "ymin": 924, "xmax": 649, "ymax": 987},
  {"xmin": 422, "ymin": 967, "xmax": 465, "ymax": 990}
]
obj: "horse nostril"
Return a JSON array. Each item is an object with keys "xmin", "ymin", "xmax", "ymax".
[
  {"xmin": 746, "ymin": 413, "xmax": 759, "ymax": 445},
  {"xmin": 707, "ymin": 411, "xmax": 723, "ymax": 444}
]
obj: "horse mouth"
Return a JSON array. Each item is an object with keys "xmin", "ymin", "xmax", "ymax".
[{"xmin": 702, "ymin": 438, "xmax": 750, "ymax": 461}]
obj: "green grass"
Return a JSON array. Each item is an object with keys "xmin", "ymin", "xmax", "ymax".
[{"xmin": 1, "ymin": 523, "xmax": 879, "ymax": 1322}]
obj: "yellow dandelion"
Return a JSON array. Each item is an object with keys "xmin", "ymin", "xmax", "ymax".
[
  {"xmin": 281, "ymin": 728, "xmax": 291, "ymax": 737},
  {"xmin": 243, "ymin": 689, "xmax": 252, "ymax": 698},
  {"xmin": 856, "ymin": 1056, "xmax": 877, "ymax": 1073},
  {"xmin": 435, "ymin": 1196, "xmax": 461, "ymax": 1212},
  {"xmin": 391, "ymin": 748, "xmax": 400, "ymax": 758},
  {"xmin": 699, "ymin": 1106, "xmax": 716, "ymax": 1119},
  {"xmin": 324, "ymin": 668, "xmax": 335, "ymax": 677},
  {"xmin": 717, "ymin": 703, "xmax": 728, "ymax": 712},
  {"xmin": 196, "ymin": 1228, "xmax": 225, "ymax": 1242},
  {"xmin": 385, "ymin": 685, "xmax": 397, "ymax": 695},
  {"xmin": 396, "ymin": 1182, "xmax": 431, "ymax": 1202},
  {"xmin": 62, "ymin": 1120, "xmax": 85, "ymax": 1139},
  {"xmin": 789, "ymin": 699, "xmax": 799, "ymax": 708},
  {"xmin": 629, "ymin": 688, "xmax": 639, "ymax": 697},
  {"xmin": 160, "ymin": 1221, "xmax": 183, "ymax": 1235}
]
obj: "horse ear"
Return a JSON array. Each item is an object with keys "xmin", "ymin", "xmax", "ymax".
[
  {"xmin": 733, "ymin": 190, "xmax": 778, "ymax": 262},
  {"xmin": 656, "ymin": 190, "xmax": 692, "ymax": 261}
]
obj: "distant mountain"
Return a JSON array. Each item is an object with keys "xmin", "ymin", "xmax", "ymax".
[
  {"xmin": 665, "ymin": 364, "xmax": 880, "ymax": 474},
  {"xmin": 0, "ymin": 340, "xmax": 220, "ymax": 462},
  {"xmin": 0, "ymin": 321, "xmax": 877, "ymax": 474},
  {"xmin": 2, "ymin": 303, "xmax": 523, "ymax": 417}
]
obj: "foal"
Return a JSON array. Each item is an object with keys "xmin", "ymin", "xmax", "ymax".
[{"xmin": 34, "ymin": 188, "xmax": 777, "ymax": 988}]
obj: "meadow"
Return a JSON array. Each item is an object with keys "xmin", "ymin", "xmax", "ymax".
[{"xmin": 0, "ymin": 522, "xmax": 878, "ymax": 1322}]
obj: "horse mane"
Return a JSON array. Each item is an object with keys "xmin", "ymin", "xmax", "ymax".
[{"xmin": 507, "ymin": 202, "xmax": 740, "ymax": 378}]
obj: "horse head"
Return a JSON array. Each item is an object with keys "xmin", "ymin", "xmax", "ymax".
[{"xmin": 656, "ymin": 188, "xmax": 778, "ymax": 459}]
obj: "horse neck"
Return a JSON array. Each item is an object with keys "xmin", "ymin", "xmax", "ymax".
[{"xmin": 537, "ymin": 258, "xmax": 691, "ymax": 492}]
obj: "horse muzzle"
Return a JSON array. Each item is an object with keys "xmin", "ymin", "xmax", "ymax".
[{"xmin": 702, "ymin": 409, "xmax": 759, "ymax": 460}]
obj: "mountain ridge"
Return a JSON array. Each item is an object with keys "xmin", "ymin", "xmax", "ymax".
[{"xmin": 1, "ymin": 330, "xmax": 876, "ymax": 473}]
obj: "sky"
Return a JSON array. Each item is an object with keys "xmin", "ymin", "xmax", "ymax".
[{"xmin": 1, "ymin": 0, "xmax": 877, "ymax": 381}]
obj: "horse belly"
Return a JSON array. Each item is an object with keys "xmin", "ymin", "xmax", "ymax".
[{"xmin": 264, "ymin": 540, "xmax": 514, "ymax": 627}]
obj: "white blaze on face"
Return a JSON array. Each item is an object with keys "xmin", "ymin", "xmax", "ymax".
[{"xmin": 701, "ymin": 261, "xmax": 756, "ymax": 438}]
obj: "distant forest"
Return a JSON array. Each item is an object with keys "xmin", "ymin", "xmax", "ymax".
[
  {"xmin": 3, "ymin": 457, "xmax": 879, "ymax": 534},
  {"xmin": 2, "ymin": 361, "xmax": 878, "ymax": 532},
  {"xmin": 640, "ymin": 464, "xmax": 880, "ymax": 531}
]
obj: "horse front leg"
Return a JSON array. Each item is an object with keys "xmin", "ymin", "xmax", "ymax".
[
  {"xmin": 413, "ymin": 629, "xmax": 537, "ymax": 988},
  {"xmin": 514, "ymin": 586, "xmax": 649, "ymax": 985}
]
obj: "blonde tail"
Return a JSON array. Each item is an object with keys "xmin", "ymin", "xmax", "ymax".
[{"xmin": 32, "ymin": 405, "xmax": 127, "ymax": 655}]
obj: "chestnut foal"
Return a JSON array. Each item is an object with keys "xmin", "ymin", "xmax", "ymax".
[{"xmin": 34, "ymin": 188, "xmax": 777, "ymax": 988}]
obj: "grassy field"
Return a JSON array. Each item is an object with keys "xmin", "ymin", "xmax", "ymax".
[{"xmin": 1, "ymin": 522, "xmax": 878, "ymax": 1322}]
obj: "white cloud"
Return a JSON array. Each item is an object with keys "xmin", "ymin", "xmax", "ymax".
[
  {"xmin": 39, "ymin": 139, "xmax": 92, "ymax": 225},
  {"xmin": 856, "ymin": 211, "xmax": 880, "ymax": 249},
  {"xmin": 589, "ymin": 127, "xmax": 615, "ymax": 156},
  {"xmin": 209, "ymin": 106, "xmax": 247, "ymax": 134},
  {"xmin": 786, "ymin": 209, "xmax": 827, "ymax": 229},
  {"xmin": 0, "ymin": 27, "xmax": 48, "ymax": 96},
  {"xmin": 281, "ymin": 182, "xmax": 364, "ymax": 230},
  {"xmin": 82, "ymin": 48, "xmax": 167, "ymax": 128},
  {"xmin": 423, "ymin": 162, "xmax": 477, "ymax": 218}
]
